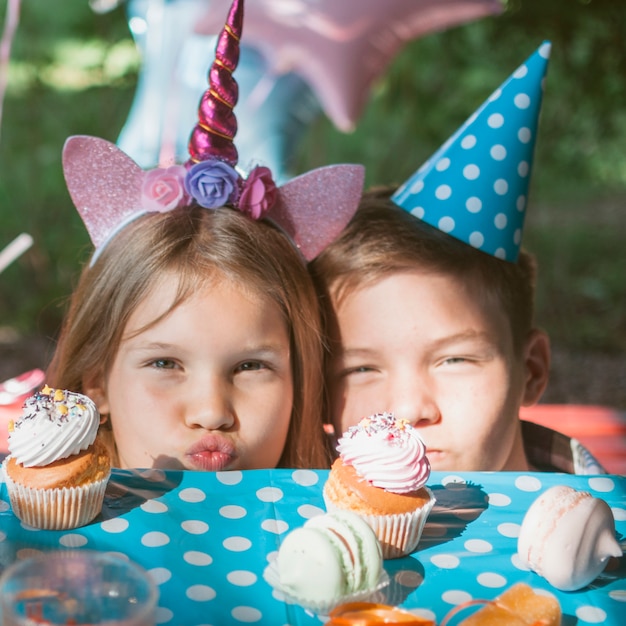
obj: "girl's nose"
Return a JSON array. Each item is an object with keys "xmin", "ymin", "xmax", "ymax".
[{"xmin": 184, "ymin": 377, "xmax": 235, "ymax": 431}]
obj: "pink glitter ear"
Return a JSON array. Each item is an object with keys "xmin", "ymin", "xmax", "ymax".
[
  {"xmin": 186, "ymin": 0, "xmax": 242, "ymax": 166},
  {"xmin": 62, "ymin": 136, "xmax": 145, "ymax": 251}
]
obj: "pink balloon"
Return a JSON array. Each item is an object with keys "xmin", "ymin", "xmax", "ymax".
[{"xmin": 196, "ymin": 0, "xmax": 503, "ymax": 132}]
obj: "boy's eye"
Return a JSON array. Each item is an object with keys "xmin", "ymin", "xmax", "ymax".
[{"xmin": 236, "ymin": 361, "xmax": 266, "ymax": 372}]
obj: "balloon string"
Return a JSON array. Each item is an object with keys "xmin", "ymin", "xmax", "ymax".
[{"xmin": 0, "ymin": 0, "xmax": 20, "ymax": 142}]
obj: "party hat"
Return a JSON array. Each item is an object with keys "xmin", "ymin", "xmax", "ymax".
[
  {"xmin": 392, "ymin": 42, "xmax": 551, "ymax": 262},
  {"xmin": 63, "ymin": 0, "xmax": 364, "ymax": 264}
]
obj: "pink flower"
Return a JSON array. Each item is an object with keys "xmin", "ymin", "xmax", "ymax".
[
  {"xmin": 238, "ymin": 166, "xmax": 277, "ymax": 219},
  {"xmin": 141, "ymin": 166, "xmax": 188, "ymax": 213}
]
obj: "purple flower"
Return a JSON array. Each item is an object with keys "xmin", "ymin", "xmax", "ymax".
[
  {"xmin": 184, "ymin": 159, "xmax": 241, "ymax": 209},
  {"xmin": 238, "ymin": 166, "xmax": 277, "ymax": 219},
  {"xmin": 141, "ymin": 166, "xmax": 188, "ymax": 213}
]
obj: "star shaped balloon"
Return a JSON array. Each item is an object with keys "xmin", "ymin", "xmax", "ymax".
[{"xmin": 196, "ymin": 0, "xmax": 504, "ymax": 132}]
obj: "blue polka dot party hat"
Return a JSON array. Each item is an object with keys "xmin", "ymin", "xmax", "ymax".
[{"xmin": 392, "ymin": 41, "xmax": 551, "ymax": 262}]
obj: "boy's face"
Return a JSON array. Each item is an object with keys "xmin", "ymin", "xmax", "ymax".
[
  {"xmin": 328, "ymin": 270, "xmax": 541, "ymax": 471},
  {"xmin": 88, "ymin": 274, "xmax": 293, "ymax": 471}
]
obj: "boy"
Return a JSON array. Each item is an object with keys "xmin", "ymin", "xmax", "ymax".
[{"xmin": 310, "ymin": 43, "xmax": 604, "ymax": 474}]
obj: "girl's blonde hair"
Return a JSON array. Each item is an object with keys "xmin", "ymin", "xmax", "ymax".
[{"xmin": 48, "ymin": 206, "xmax": 331, "ymax": 468}]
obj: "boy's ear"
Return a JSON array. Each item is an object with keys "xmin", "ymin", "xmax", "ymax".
[
  {"xmin": 521, "ymin": 329, "xmax": 551, "ymax": 406},
  {"xmin": 83, "ymin": 372, "xmax": 110, "ymax": 418}
]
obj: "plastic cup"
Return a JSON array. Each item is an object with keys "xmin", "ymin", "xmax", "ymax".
[{"xmin": 0, "ymin": 550, "xmax": 158, "ymax": 625}]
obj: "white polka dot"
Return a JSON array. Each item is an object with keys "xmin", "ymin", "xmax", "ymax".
[
  {"xmin": 461, "ymin": 135, "xmax": 477, "ymax": 149},
  {"xmin": 469, "ymin": 232, "xmax": 484, "ymax": 248},
  {"xmin": 411, "ymin": 206, "xmax": 425, "ymax": 219},
  {"xmin": 409, "ymin": 179, "xmax": 424, "ymax": 194},
  {"xmin": 488, "ymin": 88, "xmax": 502, "ymax": 102},
  {"xmin": 494, "ymin": 213, "xmax": 507, "ymax": 229},
  {"xmin": 179, "ymin": 487, "xmax": 206, "ymax": 503},
  {"xmin": 262, "ymin": 519, "xmax": 288, "ymax": 535},
  {"xmin": 465, "ymin": 539, "xmax": 493, "ymax": 553},
  {"xmin": 216, "ymin": 470, "xmax": 242, "ymax": 485},
  {"xmin": 0, "ymin": 500, "xmax": 9, "ymax": 512},
  {"xmin": 442, "ymin": 475, "xmax": 467, "ymax": 487},
  {"xmin": 497, "ymin": 522, "xmax": 520, "ymax": 538},
  {"xmin": 232, "ymin": 606, "xmax": 262, "ymax": 622},
  {"xmin": 588, "ymin": 477, "xmax": 615, "ymax": 493},
  {"xmin": 511, "ymin": 553, "xmax": 529, "ymax": 571},
  {"xmin": 297, "ymin": 504, "xmax": 324, "ymax": 519},
  {"xmin": 439, "ymin": 217, "xmax": 455, "ymax": 233},
  {"xmin": 494, "ymin": 179, "xmax": 509, "ymax": 195},
  {"xmin": 518, "ymin": 127, "xmax": 532, "ymax": 143},
  {"xmin": 100, "ymin": 518, "xmax": 129, "ymax": 533},
  {"xmin": 575, "ymin": 605, "xmax": 607, "ymax": 623},
  {"xmin": 220, "ymin": 505, "xmax": 246, "ymax": 519},
  {"xmin": 436, "ymin": 157, "xmax": 451, "ymax": 171},
  {"xmin": 223, "ymin": 536, "xmax": 252, "ymax": 552},
  {"xmin": 59, "ymin": 534, "xmax": 88, "ymax": 548},
  {"xmin": 491, "ymin": 144, "xmax": 506, "ymax": 160},
  {"xmin": 488, "ymin": 113, "xmax": 504, "ymax": 128},
  {"xmin": 488, "ymin": 493, "xmax": 511, "ymax": 507},
  {"xmin": 514, "ymin": 229, "xmax": 522, "ymax": 245},
  {"xmin": 186, "ymin": 584, "xmax": 216, "ymax": 602},
  {"xmin": 21, "ymin": 523, "xmax": 41, "ymax": 533},
  {"xmin": 291, "ymin": 469, "xmax": 319, "ymax": 486},
  {"xmin": 463, "ymin": 164, "xmax": 480, "ymax": 180},
  {"xmin": 477, "ymin": 572, "xmax": 507, "ymax": 588},
  {"xmin": 514, "ymin": 93, "xmax": 531, "ymax": 109},
  {"xmin": 435, "ymin": 184, "xmax": 452, "ymax": 200},
  {"xmin": 518, "ymin": 160, "xmax": 529, "ymax": 177},
  {"xmin": 466, "ymin": 197, "xmax": 482, "ymax": 213},
  {"xmin": 184, "ymin": 551, "xmax": 213, "ymax": 566},
  {"xmin": 539, "ymin": 42, "xmax": 551, "ymax": 58},
  {"xmin": 513, "ymin": 65, "xmax": 529, "ymax": 79},
  {"xmin": 182, "ymin": 520, "xmax": 208, "ymax": 534},
  {"xmin": 227, "ymin": 570, "xmax": 257, "ymax": 586},
  {"xmin": 612, "ymin": 507, "xmax": 626, "ymax": 522},
  {"xmin": 256, "ymin": 487, "xmax": 282, "ymax": 503},
  {"xmin": 430, "ymin": 554, "xmax": 460, "ymax": 569},
  {"xmin": 0, "ymin": 530, "xmax": 5, "ymax": 542},
  {"xmin": 517, "ymin": 195, "xmax": 526, "ymax": 211},
  {"xmin": 149, "ymin": 567, "xmax": 172, "ymax": 585},
  {"xmin": 442, "ymin": 589, "xmax": 472, "ymax": 605},
  {"xmin": 141, "ymin": 500, "xmax": 168, "ymax": 514},
  {"xmin": 141, "ymin": 531, "xmax": 170, "ymax": 547},
  {"xmin": 495, "ymin": 248, "xmax": 507, "ymax": 260},
  {"xmin": 154, "ymin": 606, "xmax": 173, "ymax": 623},
  {"xmin": 608, "ymin": 589, "xmax": 626, "ymax": 602},
  {"xmin": 412, "ymin": 609, "xmax": 437, "ymax": 622}
]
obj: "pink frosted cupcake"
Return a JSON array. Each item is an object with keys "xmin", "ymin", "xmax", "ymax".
[{"xmin": 324, "ymin": 412, "xmax": 435, "ymax": 559}]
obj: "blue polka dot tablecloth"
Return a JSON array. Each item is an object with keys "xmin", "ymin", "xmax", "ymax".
[{"xmin": 0, "ymin": 469, "xmax": 624, "ymax": 625}]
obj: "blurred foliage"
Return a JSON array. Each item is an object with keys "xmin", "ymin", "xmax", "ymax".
[{"xmin": 0, "ymin": 0, "xmax": 625, "ymax": 358}]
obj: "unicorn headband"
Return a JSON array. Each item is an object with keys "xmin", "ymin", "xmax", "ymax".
[
  {"xmin": 63, "ymin": 0, "xmax": 364, "ymax": 265},
  {"xmin": 392, "ymin": 42, "xmax": 551, "ymax": 262}
]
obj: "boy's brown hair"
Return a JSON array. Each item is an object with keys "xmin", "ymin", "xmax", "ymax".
[{"xmin": 310, "ymin": 186, "xmax": 539, "ymax": 355}]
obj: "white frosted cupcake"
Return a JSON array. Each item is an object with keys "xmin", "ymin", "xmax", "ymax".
[
  {"xmin": 324, "ymin": 412, "xmax": 435, "ymax": 559},
  {"xmin": 3, "ymin": 385, "xmax": 111, "ymax": 529}
]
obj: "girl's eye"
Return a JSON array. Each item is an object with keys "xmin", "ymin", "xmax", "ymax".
[
  {"xmin": 343, "ymin": 365, "xmax": 376, "ymax": 376},
  {"xmin": 150, "ymin": 359, "xmax": 178, "ymax": 370}
]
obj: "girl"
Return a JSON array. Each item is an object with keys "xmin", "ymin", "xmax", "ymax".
[{"xmin": 47, "ymin": 0, "xmax": 363, "ymax": 471}]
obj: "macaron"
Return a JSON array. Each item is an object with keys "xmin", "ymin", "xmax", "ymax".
[
  {"xmin": 517, "ymin": 485, "xmax": 622, "ymax": 591},
  {"xmin": 274, "ymin": 510, "xmax": 383, "ymax": 606}
]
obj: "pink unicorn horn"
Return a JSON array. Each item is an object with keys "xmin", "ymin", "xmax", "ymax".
[{"xmin": 187, "ymin": 0, "xmax": 242, "ymax": 167}]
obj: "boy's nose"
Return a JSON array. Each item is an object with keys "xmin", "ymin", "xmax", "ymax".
[
  {"xmin": 185, "ymin": 378, "xmax": 235, "ymax": 431},
  {"xmin": 390, "ymin": 377, "xmax": 440, "ymax": 427}
]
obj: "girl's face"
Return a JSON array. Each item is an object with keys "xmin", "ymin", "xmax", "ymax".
[
  {"xmin": 90, "ymin": 274, "xmax": 293, "ymax": 470},
  {"xmin": 328, "ymin": 270, "xmax": 548, "ymax": 472}
]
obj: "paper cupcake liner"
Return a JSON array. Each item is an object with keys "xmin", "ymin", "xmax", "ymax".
[
  {"xmin": 263, "ymin": 559, "xmax": 390, "ymax": 615},
  {"xmin": 324, "ymin": 486, "xmax": 436, "ymax": 560},
  {"xmin": 4, "ymin": 468, "xmax": 111, "ymax": 530}
]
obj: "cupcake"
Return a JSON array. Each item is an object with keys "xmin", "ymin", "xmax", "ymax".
[
  {"xmin": 324, "ymin": 412, "xmax": 435, "ymax": 559},
  {"xmin": 3, "ymin": 384, "xmax": 111, "ymax": 529}
]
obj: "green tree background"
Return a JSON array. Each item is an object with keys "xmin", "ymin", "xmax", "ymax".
[{"xmin": 0, "ymin": 0, "xmax": 625, "ymax": 406}]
